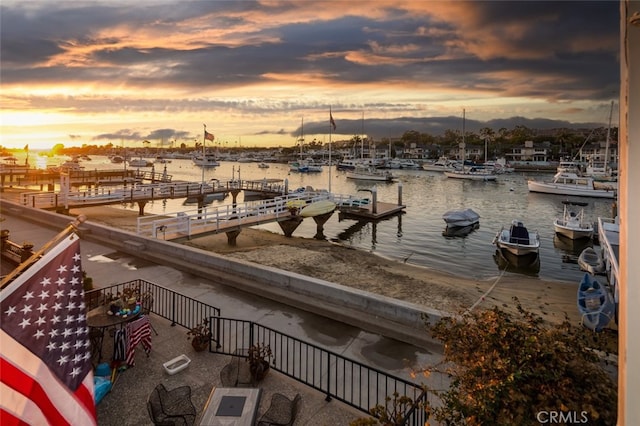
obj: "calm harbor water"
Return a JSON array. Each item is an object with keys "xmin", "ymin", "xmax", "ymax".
[{"xmin": 45, "ymin": 155, "xmax": 616, "ymax": 283}]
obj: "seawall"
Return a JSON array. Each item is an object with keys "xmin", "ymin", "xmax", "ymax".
[{"xmin": 1, "ymin": 200, "xmax": 445, "ymax": 349}]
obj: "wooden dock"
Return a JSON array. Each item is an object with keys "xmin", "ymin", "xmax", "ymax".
[{"xmin": 337, "ymin": 201, "xmax": 406, "ymax": 220}]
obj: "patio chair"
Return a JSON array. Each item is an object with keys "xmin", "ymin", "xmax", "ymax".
[
  {"xmin": 147, "ymin": 383, "xmax": 196, "ymax": 426},
  {"xmin": 257, "ymin": 393, "xmax": 301, "ymax": 426}
]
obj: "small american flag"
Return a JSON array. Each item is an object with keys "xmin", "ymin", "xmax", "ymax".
[{"xmin": 0, "ymin": 233, "xmax": 97, "ymax": 425}]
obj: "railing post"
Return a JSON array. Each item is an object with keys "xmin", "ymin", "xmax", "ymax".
[
  {"xmin": 170, "ymin": 290, "xmax": 177, "ymax": 326},
  {"xmin": 214, "ymin": 316, "xmax": 221, "ymax": 349},
  {"xmin": 325, "ymin": 352, "xmax": 332, "ymax": 401}
]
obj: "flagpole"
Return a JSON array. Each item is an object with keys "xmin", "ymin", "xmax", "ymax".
[
  {"xmin": 328, "ymin": 107, "xmax": 333, "ymax": 193},
  {"xmin": 1, "ymin": 215, "xmax": 87, "ymax": 289}
]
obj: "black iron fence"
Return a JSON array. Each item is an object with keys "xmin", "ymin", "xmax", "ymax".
[
  {"xmin": 86, "ymin": 280, "xmax": 437, "ymax": 424},
  {"xmin": 209, "ymin": 316, "xmax": 438, "ymax": 424},
  {"xmin": 85, "ymin": 279, "xmax": 220, "ymax": 331}
]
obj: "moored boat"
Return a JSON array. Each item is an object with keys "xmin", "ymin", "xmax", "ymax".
[
  {"xmin": 422, "ymin": 156, "xmax": 460, "ymax": 172},
  {"xmin": 577, "ymin": 273, "xmax": 614, "ymax": 332},
  {"xmin": 553, "ymin": 204, "xmax": 593, "ymax": 240},
  {"xmin": 192, "ymin": 154, "xmax": 220, "ymax": 167},
  {"xmin": 578, "ymin": 247, "xmax": 605, "ymax": 275},
  {"xmin": 493, "ymin": 220, "xmax": 540, "ymax": 256},
  {"xmin": 346, "ymin": 165, "xmax": 395, "ymax": 182},
  {"xmin": 527, "ymin": 172, "xmax": 616, "ymax": 198},
  {"xmin": 442, "ymin": 208, "xmax": 480, "ymax": 228},
  {"xmin": 444, "ymin": 166, "xmax": 497, "ymax": 181},
  {"xmin": 128, "ymin": 158, "xmax": 153, "ymax": 167}
]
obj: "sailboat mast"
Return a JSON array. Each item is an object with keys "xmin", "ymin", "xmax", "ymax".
[
  {"xmin": 300, "ymin": 117, "xmax": 304, "ymax": 158},
  {"xmin": 461, "ymin": 108, "xmax": 466, "ymax": 161},
  {"xmin": 361, "ymin": 111, "xmax": 364, "ymax": 160}
]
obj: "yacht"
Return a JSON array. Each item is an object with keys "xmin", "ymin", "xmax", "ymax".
[
  {"xmin": 346, "ymin": 165, "xmax": 395, "ymax": 182},
  {"xmin": 527, "ymin": 172, "xmax": 616, "ymax": 198},
  {"xmin": 422, "ymin": 157, "xmax": 460, "ymax": 172},
  {"xmin": 192, "ymin": 153, "xmax": 220, "ymax": 167},
  {"xmin": 444, "ymin": 166, "xmax": 497, "ymax": 181}
]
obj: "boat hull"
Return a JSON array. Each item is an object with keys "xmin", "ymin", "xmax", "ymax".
[
  {"xmin": 553, "ymin": 222, "xmax": 593, "ymax": 240},
  {"xmin": 527, "ymin": 180, "xmax": 615, "ymax": 198},
  {"xmin": 577, "ymin": 273, "xmax": 614, "ymax": 332},
  {"xmin": 493, "ymin": 223, "xmax": 540, "ymax": 256},
  {"xmin": 444, "ymin": 171, "xmax": 497, "ymax": 181},
  {"xmin": 578, "ymin": 247, "xmax": 605, "ymax": 275}
]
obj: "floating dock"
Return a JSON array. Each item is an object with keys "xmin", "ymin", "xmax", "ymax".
[{"xmin": 338, "ymin": 201, "xmax": 405, "ymax": 220}]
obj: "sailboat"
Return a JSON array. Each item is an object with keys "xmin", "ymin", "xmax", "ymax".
[
  {"xmin": 289, "ymin": 118, "xmax": 322, "ymax": 173},
  {"xmin": 585, "ymin": 100, "xmax": 617, "ymax": 181},
  {"xmin": 444, "ymin": 109, "xmax": 497, "ymax": 181}
]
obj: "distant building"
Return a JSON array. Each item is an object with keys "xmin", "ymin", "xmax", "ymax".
[{"xmin": 504, "ymin": 140, "xmax": 550, "ymax": 163}]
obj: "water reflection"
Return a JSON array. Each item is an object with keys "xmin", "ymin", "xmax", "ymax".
[
  {"xmin": 336, "ymin": 212, "xmax": 404, "ymax": 251},
  {"xmin": 553, "ymin": 234, "xmax": 592, "ymax": 255},
  {"xmin": 493, "ymin": 249, "xmax": 541, "ymax": 276},
  {"xmin": 442, "ymin": 223, "xmax": 480, "ymax": 238}
]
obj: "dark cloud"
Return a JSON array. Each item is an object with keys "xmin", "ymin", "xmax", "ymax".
[{"xmin": 0, "ymin": 0, "xmax": 620, "ymax": 142}]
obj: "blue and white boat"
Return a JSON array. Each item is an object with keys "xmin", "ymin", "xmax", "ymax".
[{"xmin": 577, "ymin": 273, "xmax": 614, "ymax": 332}]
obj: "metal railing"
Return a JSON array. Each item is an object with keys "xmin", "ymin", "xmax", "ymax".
[
  {"xmin": 85, "ymin": 279, "xmax": 220, "ymax": 330},
  {"xmin": 209, "ymin": 316, "xmax": 437, "ymax": 424},
  {"xmin": 85, "ymin": 280, "xmax": 436, "ymax": 424}
]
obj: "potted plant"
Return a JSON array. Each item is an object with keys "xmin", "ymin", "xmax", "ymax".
[
  {"xmin": 246, "ymin": 342, "xmax": 273, "ymax": 381},
  {"xmin": 187, "ymin": 318, "xmax": 211, "ymax": 352}
]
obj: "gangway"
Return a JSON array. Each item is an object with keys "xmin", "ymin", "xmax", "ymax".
[{"xmin": 136, "ymin": 192, "xmax": 334, "ymax": 240}]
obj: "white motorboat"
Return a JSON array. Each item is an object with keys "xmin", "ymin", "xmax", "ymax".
[
  {"xmin": 493, "ymin": 220, "xmax": 540, "ymax": 256},
  {"xmin": 346, "ymin": 165, "xmax": 395, "ymax": 182},
  {"xmin": 422, "ymin": 156, "xmax": 460, "ymax": 172},
  {"xmin": 527, "ymin": 172, "xmax": 616, "ymax": 198},
  {"xmin": 442, "ymin": 208, "xmax": 480, "ymax": 228},
  {"xmin": 387, "ymin": 158, "xmax": 421, "ymax": 169},
  {"xmin": 553, "ymin": 204, "xmax": 593, "ymax": 240},
  {"xmin": 128, "ymin": 158, "xmax": 152, "ymax": 167},
  {"xmin": 444, "ymin": 166, "xmax": 497, "ymax": 181},
  {"xmin": 258, "ymin": 162, "xmax": 270, "ymax": 169},
  {"xmin": 192, "ymin": 154, "xmax": 220, "ymax": 167},
  {"xmin": 557, "ymin": 159, "xmax": 581, "ymax": 174}
]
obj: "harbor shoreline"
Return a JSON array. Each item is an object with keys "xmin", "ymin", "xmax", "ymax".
[{"xmin": 68, "ymin": 204, "xmax": 582, "ymax": 326}]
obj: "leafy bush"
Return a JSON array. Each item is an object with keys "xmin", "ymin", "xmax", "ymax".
[{"xmin": 427, "ymin": 300, "xmax": 617, "ymax": 425}]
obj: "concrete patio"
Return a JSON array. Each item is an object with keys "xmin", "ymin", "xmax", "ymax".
[{"xmin": 96, "ymin": 313, "xmax": 364, "ymax": 426}]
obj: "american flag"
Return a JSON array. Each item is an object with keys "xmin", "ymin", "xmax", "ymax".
[
  {"xmin": 204, "ymin": 130, "xmax": 215, "ymax": 141},
  {"xmin": 330, "ymin": 111, "xmax": 336, "ymax": 131},
  {"xmin": 0, "ymin": 233, "xmax": 97, "ymax": 425}
]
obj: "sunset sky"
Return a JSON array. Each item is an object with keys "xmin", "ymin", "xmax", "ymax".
[{"xmin": 0, "ymin": 1, "xmax": 620, "ymax": 150}]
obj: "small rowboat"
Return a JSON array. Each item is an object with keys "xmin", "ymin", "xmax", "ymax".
[
  {"xmin": 577, "ymin": 273, "xmax": 614, "ymax": 332},
  {"xmin": 578, "ymin": 247, "xmax": 605, "ymax": 275}
]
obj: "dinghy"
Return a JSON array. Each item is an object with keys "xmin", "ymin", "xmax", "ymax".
[
  {"xmin": 577, "ymin": 273, "xmax": 614, "ymax": 332},
  {"xmin": 578, "ymin": 247, "xmax": 605, "ymax": 274}
]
